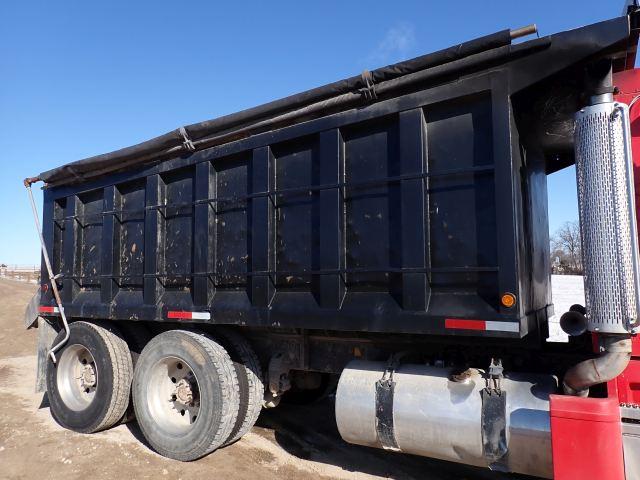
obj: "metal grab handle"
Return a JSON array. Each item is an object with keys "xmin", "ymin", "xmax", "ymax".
[
  {"xmin": 25, "ymin": 180, "xmax": 70, "ymax": 363},
  {"xmin": 615, "ymin": 102, "xmax": 640, "ymax": 329}
]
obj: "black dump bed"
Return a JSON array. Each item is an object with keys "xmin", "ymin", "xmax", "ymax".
[{"xmin": 36, "ymin": 14, "xmax": 638, "ymax": 339}]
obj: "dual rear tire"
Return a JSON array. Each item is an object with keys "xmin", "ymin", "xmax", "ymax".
[
  {"xmin": 132, "ymin": 330, "xmax": 239, "ymax": 460},
  {"xmin": 46, "ymin": 321, "xmax": 133, "ymax": 433},
  {"xmin": 47, "ymin": 322, "xmax": 263, "ymax": 460}
]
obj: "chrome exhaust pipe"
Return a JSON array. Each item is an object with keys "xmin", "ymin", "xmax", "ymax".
[
  {"xmin": 564, "ymin": 62, "xmax": 638, "ymax": 395},
  {"xmin": 563, "ymin": 335, "xmax": 632, "ymax": 397},
  {"xmin": 559, "ymin": 309, "xmax": 588, "ymax": 337}
]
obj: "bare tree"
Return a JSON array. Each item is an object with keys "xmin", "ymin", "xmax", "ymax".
[{"xmin": 551, "ymin": 221, "xmax": 582, "ymax": 274}]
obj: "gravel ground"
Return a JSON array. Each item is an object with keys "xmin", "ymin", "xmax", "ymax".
[{"xmin": 0, "ymin": 277, "xmax": 532, "ymax": 480}]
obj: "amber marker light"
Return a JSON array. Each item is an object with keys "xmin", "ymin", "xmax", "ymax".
[{"xmin": 501, "ymin": 292, "xmax": 516, "ymax": 308}]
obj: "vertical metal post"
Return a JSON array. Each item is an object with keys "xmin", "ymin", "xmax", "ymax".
[
  {"xmin": 24, "ymin": 179, "xmax": 69, "ymax": 363},
  {"xmin": 616, "ymin": 102, "xmax": 640, "ymax": 328}
]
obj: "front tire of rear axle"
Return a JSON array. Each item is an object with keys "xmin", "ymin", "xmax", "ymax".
[
  {"xmin": 116, "ymin": 321, "xmax": 152, "ymax": 424},
  {"xmin": 46, "ymin": 320, "xmax": 133, "ymax": 433},
  {"xmin": 213, "ymin": 328, "xmax": 264, "ymax": 446},
  {"xmin": 132, "ymin": 330, "xmax": 239, "ymax": 461}
]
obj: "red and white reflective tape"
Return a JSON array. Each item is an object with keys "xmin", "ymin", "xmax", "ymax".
[
  {"xmin": 39, "ymin": 306, "xmax": 61, "ymax": 314},
  {"xmin": 167, "ymin": 311, "xmax": 211, "ymax": 321},
  {"xmin": 445, "ymin": 318, "xmax": 519, "ymax": 333}
]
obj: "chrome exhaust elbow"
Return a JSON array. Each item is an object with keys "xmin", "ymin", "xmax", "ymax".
[{"xmin": 563, "ymin": 335, "xmax": 632, "ymax": 397}]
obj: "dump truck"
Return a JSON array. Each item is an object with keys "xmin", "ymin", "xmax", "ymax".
[{"xmin": 22, "ymin": 5, "xmax": 640, "ymax": 478}]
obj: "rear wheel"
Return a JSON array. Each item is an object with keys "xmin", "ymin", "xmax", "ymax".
[
  {"xmin": 132, "ymin": 330, "xmax": 239, "ymax": 460},
  {"xmin": 116, "ymin": 321, "xmax": 152, "ymax": 423},
  {"xmin": 46, "ymin": 321, "xmax": 133, "ymax": 433},
  {"xmin": 214, "ymin": 328, "xmax": 263, "ymax": 445}
]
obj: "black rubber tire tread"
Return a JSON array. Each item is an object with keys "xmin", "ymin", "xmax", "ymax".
[
  {"xmin": 115, "ymin": 322, "xmax": 152, "ymax": 424},
  {"xmin": 46, "ymin": 320, "xmax": 133, "ymax": 433},
  {"xmin": 215, "ymin": 328, "xmax": 264, "ymax": 445},
  {"xmin": 116, "ymin": 321, "xmax": 152, "ymax": 367},
  {"xmin": 88, "ymin": 321, "xmax": 134, "ymax": 431},
  {"xmin": 132, "ymin": 329, "xmax": 239, "ymax": 461}
]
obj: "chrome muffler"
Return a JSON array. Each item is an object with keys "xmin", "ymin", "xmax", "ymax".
[
  {"xmin": 561, "ymin": 91, "xmax": 639, "ymax": 396},
  {"xmin": 562, "ymin": 69, "xmax": 639, "ymax": 396},
  {"xmin": 574, "ymin": 97, "xmax": 640, "ymax": 334}
]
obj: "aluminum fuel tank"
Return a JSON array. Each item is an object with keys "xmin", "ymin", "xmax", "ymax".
[{"xmin": 335, "ymin": 360, "xmax": 556, "ymax": 478}]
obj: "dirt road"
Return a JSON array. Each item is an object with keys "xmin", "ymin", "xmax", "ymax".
[{"xmin": 0, "ymin": 277, "xmax": 527, "ymax": 480}]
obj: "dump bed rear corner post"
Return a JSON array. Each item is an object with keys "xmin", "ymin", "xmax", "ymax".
[
  {"xmin": 40, "ymin": 191, "xmax": 55, "ymax": 297},
  {"xmin": 490, "ymin": 73, "xmax": 520, "ymax": 320}
]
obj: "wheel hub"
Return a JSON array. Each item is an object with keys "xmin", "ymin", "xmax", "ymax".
[
  {"xmin": 56, "ymin": 344, "xmax": 98, "ymax": 411},
  {"xmin": 147, "ymin": 356, "xmax": 201, "ymax": 435},
  {"xmin": 174, "ymin": 378, "xmax": 194, "ymax": 405},
  {"xmin": 80, "ymin": 364, "xmax": 97, "ymax": 388}
]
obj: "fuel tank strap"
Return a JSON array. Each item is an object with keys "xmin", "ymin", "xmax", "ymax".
[
  {"xmin": 481, "ymin": 389, "xmax": 508, "ymax": 465},
  {"xmin": 374, "ymin": 357, "xmax": 401, "ymax": 451}
]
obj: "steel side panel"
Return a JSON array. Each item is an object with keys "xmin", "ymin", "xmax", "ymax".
[{"xmin": 40, "ymin": 71, "xmax": 541, "ymax": 338}]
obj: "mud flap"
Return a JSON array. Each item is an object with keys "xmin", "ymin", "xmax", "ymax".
[
  {"xmin": 23, "ymin": 289, "xmax": 41, "ymax": 329},
  {"xmin": 35, "ymin": 317, "xmax": 58, "ymax": 393}
]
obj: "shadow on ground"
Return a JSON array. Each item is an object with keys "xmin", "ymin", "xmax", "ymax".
[
  {"xmin": 36, "ymin": 388, "xmax": 536, "ymax": 479},
  {"xmin": 255, "ymin": 397, "xmax": 535, "ymax": 480}
]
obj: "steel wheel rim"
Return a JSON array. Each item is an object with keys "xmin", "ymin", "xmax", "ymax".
[
  {"xmin": 147, "ymin": 356, "xmax": 201, "ymax": 435},
  {"xmin": 57, "ymin": 344, "xmax": 98, "ymax": 411}
]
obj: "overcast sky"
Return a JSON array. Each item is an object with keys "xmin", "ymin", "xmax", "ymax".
[{"xmin": 0, "ymin": 0, "xmax": 618, "ymax": 265}]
